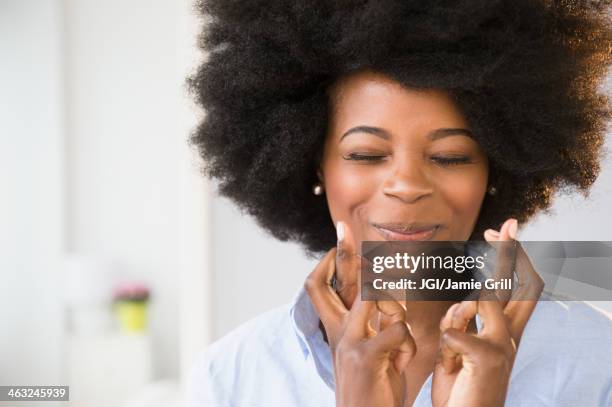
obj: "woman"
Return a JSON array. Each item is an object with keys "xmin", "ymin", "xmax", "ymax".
[{"xmin": 186, "ymin": 1, "xmax": 612, "ymax": 406}]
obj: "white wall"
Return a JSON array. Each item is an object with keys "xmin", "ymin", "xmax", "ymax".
[
  {"xmin": 1, "ymin": 0, "xmax": 212, "ymax": 391},
  {"xmin": 520, "ymin": 148, "xmax": 612, "ymax": 241},
  {"xmin": 0, "ymin": 0, "xmax": 64, "ymax": 388},
  {"xmin": 211, "ymin": 197, "xmax": 318, "ymax": 337},
  {"xmin": 63, "ymin": 0, "xmax": 211, "ymax": 380},
  {"xmin": 520, "ymin": 135, "xmax": 612, "ymax": 314}
]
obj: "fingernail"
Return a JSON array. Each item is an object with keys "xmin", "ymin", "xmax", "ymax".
[
  {"xmin": 508, "ymin": 219, "xmax": 518, "ymax": 240},
  {"xmin": 336, "ymin": 221, "xmax": 345, "ymax": 243}
]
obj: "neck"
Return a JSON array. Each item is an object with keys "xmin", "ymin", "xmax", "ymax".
[{"xmin": 403, "ymin": 300, "xmax": 454, "ymax": 342}]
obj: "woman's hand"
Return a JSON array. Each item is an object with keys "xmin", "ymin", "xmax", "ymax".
[
  {"xmin": 331, "ymin": 222, "xmax": 360, "ymax": 309},
  {"xmin": 305, "ymin": 222, "xmax": 415, "ymax": 407},
  {"xmin": 431, "ymin": 219, "xmax": 544, "ymax": 407}
]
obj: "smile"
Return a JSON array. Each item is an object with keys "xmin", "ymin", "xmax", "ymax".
[{"xmin": 372, "ymin": 223, "xmax": 440, "ymax": 241}]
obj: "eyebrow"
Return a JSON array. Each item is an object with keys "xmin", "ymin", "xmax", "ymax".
[{"xmin": 339, "ymin": 126, "xmax": 475, "ymax": 142}]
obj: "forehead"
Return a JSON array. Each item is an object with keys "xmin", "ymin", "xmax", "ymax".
[{"xmin": 328, "ymin": 71, "xmax": 469, "ymax": 131}]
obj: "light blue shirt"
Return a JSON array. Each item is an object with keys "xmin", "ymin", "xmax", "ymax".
[{"xmin": 187, "ymin": 287, "xmax": 612, "ymax": 406}]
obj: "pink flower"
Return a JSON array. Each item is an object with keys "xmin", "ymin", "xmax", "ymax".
[{"xmin": 112, "ymin": 281, "xmax": 150, "ymax": 302}]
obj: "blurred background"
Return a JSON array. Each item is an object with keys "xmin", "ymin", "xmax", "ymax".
[{"xmin": 1, "ymin": 1, "xmax": 611, "ymax": 406}]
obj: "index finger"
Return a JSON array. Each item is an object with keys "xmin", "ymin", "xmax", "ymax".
[
  {"xmin": 345, "ymin": 260, "xmax": 378, "ymax": 339},
  {"xmin": 476, "ymin": 289, "xmax": 511, "ymax": 342},
  {"xmin": 304, "ymin": 247, "xmax": 348, "ymax": 341},
  {"xmin": 485, "ymin": 220, "xmax": 517, "ymax": 306},
  {"xmin": 335, "ymin": 221, "xmax": 360, "ymax": 308},
  {"xmin": 503, "ymin": 242, "xmax": 544, "ymax": 345}
]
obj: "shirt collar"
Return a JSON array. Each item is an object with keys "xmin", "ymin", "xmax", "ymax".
[{"xmin": 289, "ymin": 285, "xmax": 336, "ymax": 390}]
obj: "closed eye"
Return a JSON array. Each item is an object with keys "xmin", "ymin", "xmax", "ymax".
[
  {"xmin": 344, "ymin": 153, "xmax": 472, "ymax": 165},
  {"xmin": 343, "ymin": 153, "xmax": 386, "ymax": 162},
  {"xmin": 431, "ymin": 155, "xmax": 472, "ymax": 166}
]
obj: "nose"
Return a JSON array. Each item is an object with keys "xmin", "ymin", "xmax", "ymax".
[{"xmin": 381, "ymin": 158, "xmax": 433, "ymax": 204}]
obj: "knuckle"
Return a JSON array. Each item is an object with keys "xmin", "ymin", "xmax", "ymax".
[
  {"xmin": 390, "ymin": 321, "xmax": 410, "ymax": 338},
  {"xmin": 304, "ymin": 273, "xmax": 320, "ymax": 294},
  {"xmin": 483, "ymin": 346, "xmax": 512, "ymax": 372},
  {"xmin": 439, "ymin": 316, "xmax": 450, "ymax": 331},
  {"xmin": 336, "ymin": 341, "xmax": 366, "ymax": 367},
  {"xmin": 336, "ymin": 248, "xmax": 349, "ymax": 261},
  {"xmin": 360, "ymin": 342, "xmax": 379, "ymax": 360},
  {"xmin": 440, "ymin": 328, "xmax": 455, "ymax": 343},
  {"xmin": 451, "ymin": 312, "xmax": 463, "ymax": 326}
]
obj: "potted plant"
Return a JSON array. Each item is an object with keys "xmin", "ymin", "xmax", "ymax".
[{"xmin": 112, "ymin": 282, "xmax": 150, "ymax": 333}]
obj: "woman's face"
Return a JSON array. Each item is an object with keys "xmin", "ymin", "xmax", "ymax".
[{"xmin": 320, "ymin": 71, "xmax": 489, "ymax": 245}]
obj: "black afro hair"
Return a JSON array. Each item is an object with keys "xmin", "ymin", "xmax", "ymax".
[{"xmin": 188, "ymin": 0, "xmax": 612, "ymax": 256}]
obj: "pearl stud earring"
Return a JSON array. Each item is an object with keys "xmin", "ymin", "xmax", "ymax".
[{"xmin": 313, "ymin": 183, "xmax": 324, "ymax": 195}]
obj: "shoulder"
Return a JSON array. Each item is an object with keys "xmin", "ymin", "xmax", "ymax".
[
  {"xmin": 206, "ymin": 302, "xmax": 294, "ymax": 360},
  {"xmin": 524, "ymin": 298, "xmax": 612, "ymax": 348},
  {"xmin": 186, "ymin": 303, "xmax": 297, "ymax": 406},
  {"xmin": 510, "ymin": 298, "xmax": 612, "ymax": 405},
  {"xmin": 191, "ymin": 302, "xmax": 295, "ymax": 374}
]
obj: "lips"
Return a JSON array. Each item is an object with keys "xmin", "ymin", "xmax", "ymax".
[{"xmin": 371, "ymin": 222, "xmax": 440, "ymax": 241}]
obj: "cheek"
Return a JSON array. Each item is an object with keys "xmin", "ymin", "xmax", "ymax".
[
  {"xmin": 323, "ymin": 163, "xmax": 379, "ymax": 224},
  {"xmin": 436, "ymin": 168, "xmax": 487, "ymax": 231}
]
